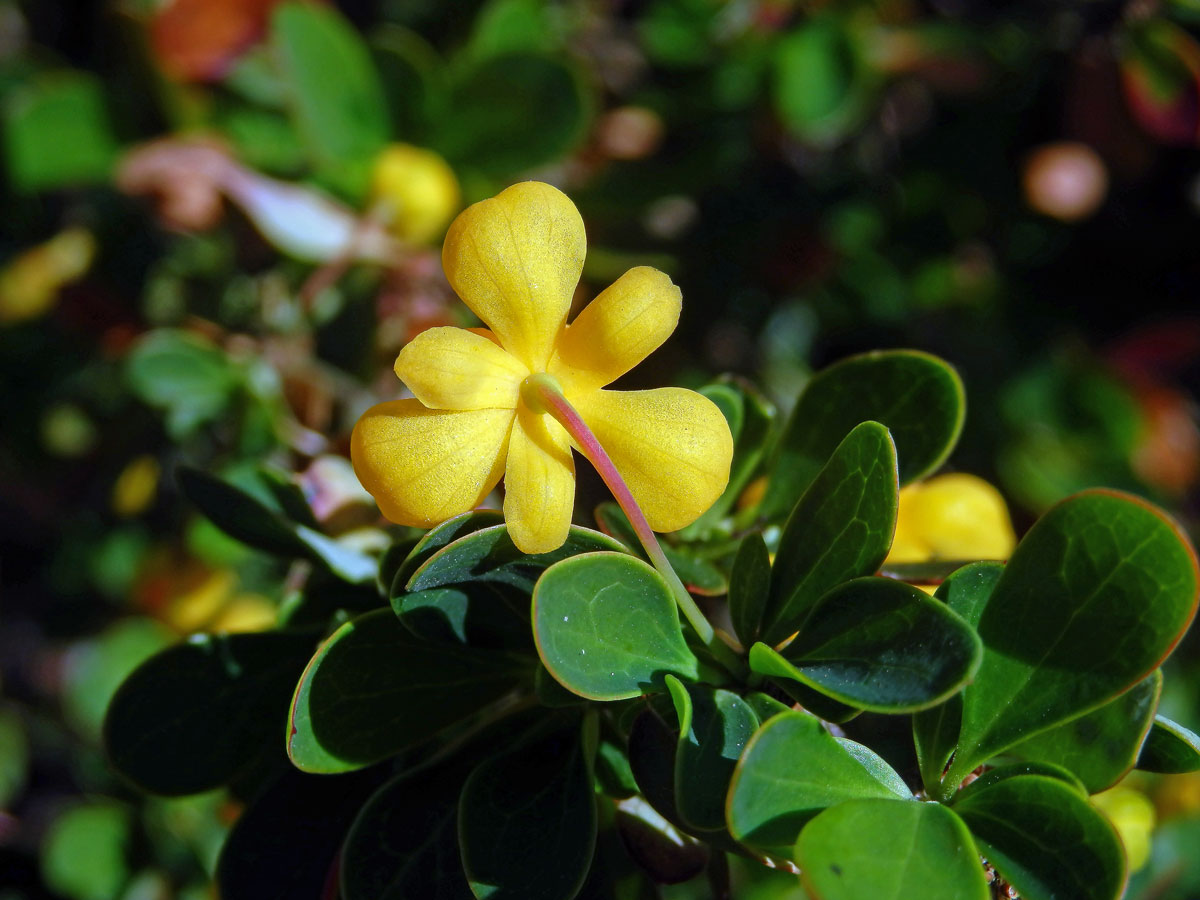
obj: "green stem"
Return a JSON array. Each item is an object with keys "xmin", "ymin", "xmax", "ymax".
[{"xmin": 525, "ymin": 375, "xmax": 745, "ymax": 678}]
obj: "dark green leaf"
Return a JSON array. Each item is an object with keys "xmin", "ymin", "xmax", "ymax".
[
  {"xmin": 577, "ymin": 822, "xmax": 661, "ymax": 900},
  {"xmin": 0, "ymin": 707, "xmax": 28, "ymax": 808},
  {"xmin": 407, "ymin": 523, "xmax": 626, "ymax": 593},
  {"xmin": 1011, "ymin": 671, "xmax": 1161, "ymax": 792},
  {"xmin": 613, "ymin": 796, "xmax": 709, "ymax": 885},
  {"xmin": 394, "ymin": 581, "xmax": 530, "ymax": 650},
  {"xmin": 952, "ymin": 762, "xmax": 1087, "ymax": 804},
  {"xmin": 595, "ymin": 740, "xmax": 639, "ymax": 799},
  {"xmin": 933, "ymin": 561, "xmax": 1006, "ymax": 626},
  {"xmin": 628, "ymin": 705, "xmax": 683, "ymax": 827},
  {"xmin": 104, "ymin": 630, "xmax": 316, "ymax": 795},
  {"xmin": 765, "ymin": 350, "xmax": 964, "ymax": 518},
  {"xmin": 762, "ymin": 421, "xmax": 898, "ymax": 643},
  {"xmin": 459, "ymin": 724, "xmax": 597, "ymax": 900},
  {"xmin": 665, "ymin": 676, "xmax": 758, "ymax": 832},
  {"xmin": 728, "ymin": 531, "xmax": 772, "ymax": 647},
  {"xmin": 952, "ymin": 774, "xmax": 1126, "ymax": 900},
  {"xmin": 433, "ymin": 53, "xmax": 590, "ymax": 176},
  {"xmin": 755, "ymin": 577, "xmax": 981, "ymax": 712},
  {"xmin": 371, "ymin": 25, "xmax": 445, "ymax": 143},
  {"xmin": 768, "ymin": 676, "xmax": 863, "ymax": 724},
  {"xmin": 913, "ymin": 696, "xmax": 961, "ymax": 796},
  {"xmin": 466, "ymin": 0, "xmax": 560, "ymax": 59},
  {"xmin": 271, "ymin": 1, "xmax": 390, "ymax": 196},
  {"xmin": 391, "ymin": 510, "xmax": 505, "ymax": 595},
  {"xmin": 533, "ymin": 552, "xmax": 700, "ymax": 701},
  {"xmin": 946, "ymin": 490, "xmax": 1199, "ymax": 789},
  {"xmin": 1137, "ymin": 715, "xmax": 1200, "ymax": 773},
  {"xmin": 726, "ymin": 711, "xmax": 910, "ymax": 859},
  {"xmin": 3, "ymin": 71, "xmax": 119, "ymax": 191},
  {"xmin": 287, "ymin": 609, "xmax": 526, "ymax": 773},
  {"xmin": 795, "ymin": 799, "xmax": 987, "ymax": 900},
  {"xmin": 217, "ymin": 767, "xmax": 383, "ymax": 900}
]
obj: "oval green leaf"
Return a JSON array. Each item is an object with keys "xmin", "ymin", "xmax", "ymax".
[
  {"xmin": 762, "ymin": 421, "xmax": 899, "ymax": 645},
  {"xmin": 533, "ymin": 552, "xmax": 700, "ymax": 701},
  {"xmin": 1137, "ymin": 715, "xmax": 1200, "ymax": 773},
  {"xmin": 729, "ymin": 531, "xmax": 772, "ymax": 648},
  {"xmin": 947, "ymin": 490, "xmax": 1199, "ymax": 787},
  {"xmin": 952, "ymin": 774, "xmax": 1127, "ymax": 900},
  {"xmin": 390, "ymin": 510, "xmax": 505, "ymax": 596},
  {"xmin": 726, "ymin": 711, "xmax": 911, "ymax": 859},
  {"xmin": 796, "ymin": 799, "xmax": 988, "ymax": 900},
  {"xmin": 287, "ymin": 609, "xmax": 527, "ymax": 773}
]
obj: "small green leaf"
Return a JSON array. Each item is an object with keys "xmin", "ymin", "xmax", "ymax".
[
  {"xmin": 459, "ymin": 724, "xmax": 597, "ymax": 900},
  {"xmin": 287, "ymin": 609, "xmax": 527, "ymax": 773},
  {"xmin": 391, "ymin": 510, "xmax": 505, "ymax": 595},
  {"xmin": 41, "ymin": 803, "xmax": 132, "ymax": 900},
  {"xmin": 1137, "ymin": 715, "xmax": 1200, "ymax": 773},
  {"xmin": 408, "ymin": 523, "xmax": 627, "ymax": 593},
  {"xmin": 533, "ymin": 552, "xmax": 700, "ymax": 701},
  {"xmin": 3, "ymin": 71, "xmax": 119, "ymax": 191},
  {"xmin": 765, "ymin": 350, "xmax": 964, "ymax": 518},
  {"xmin": 371, "ymin": 25, "xmax": 445, "ymax": 143},
  {"xmin": 913, "ymin": 696, "xmax": 961, "ymax": 797},
  {"xmin": 0, "ymin": 706, "xmax": 28, "ymax": 808},
  {"xmin": 126, "ymin": 331, "xmax": 239, "ymax": 438},
  {"xmin": 754, "ymin": 577, "xmax": 981, "ymax": 712},
  {"xmin": 947, "ymin": 490, "xmax": 1199, "ymax": 787},
  {"xmin": 795, "ymin": 799, "xmax": 988, "ymax": 900},
  {"xmin": 952, "ymin": 762, "xmax": 1087, "ymax": 804},
  {"xmin": 394, "ymin": 581, "xmax": 531, "ymax": 651},
  {"xmin": 104, "ymin": 631, "xmax": 316, "ymax": 795},
  {"xmin": 952, "ymin": 774, "xmax": 1126, "ymax": 900},
  {"xmin": 726, "ymin": 711, "xmax": 910, "ymax": 859},
  {"xmin": 595, "ymin": 740, "xmax": 639, "ymax": 799},
  {"xmin": 762, "ymin": 421, "xmax": 898, "ymax": 644},
  {"xmin": 271, "ymin": 2, "xmax": 390, "ymax": 196},
  {"xmin": 665, "ymin": 676, "xmax": 759, "ymax": 832},
  {"xmin": 933, "ymin": 561, "xmax": 1005, "ymax": 626},
  {"xmin": 1011, "ymin": 670, "xmax": 1161, "ymax": 793},
  {"xmin": 728, "ymin": 531, "xmax": 772, "ymax": 647}
]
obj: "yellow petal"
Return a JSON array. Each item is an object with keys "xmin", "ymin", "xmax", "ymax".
[
  {"xmin": 351, "ymin": 399, "xmax": 512, "ymax": 527},
  {"xmin": 394, "ymin": 326, "xmax": 528, "ymax": 410},
  {"xmin": 550, "ymin": 266, "xmax": 681, "ymax": 392},
  {"xmin": 442, "ymin": 181, "xmax": 585, "ymax": 371},
  {"xmin": 503, "ymin": 406, "xmax": 575, "ymax": 554},
  {"xmin": 908, "ymin": 474, "xmax": 1016, "ymax": 560},
  {"xmin": 573, "ymin": 388, "xmax": 733, "ymax": 533}
]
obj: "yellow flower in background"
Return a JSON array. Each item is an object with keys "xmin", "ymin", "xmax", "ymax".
[
  {"xmin": 369, "ymin": 143, "xmax": 461, "ymax": 244},
  {"xmin": 1093, "ymin": 785, "xmax": 1156, "ymax": 871},
  {"xmin": 0, "ymin": 226, "xmax": 96, "ymax": 324},
  {"xmin": 886, "ymin": 472, "xmax": 1016, "ymax": 564},
  {"xmin": 352, "ymin": 181, "xmax": 733, "ymax": 554}
]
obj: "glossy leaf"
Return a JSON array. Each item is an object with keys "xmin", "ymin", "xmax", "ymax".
[
  {"xmin": 613, "ymin": 796, "xmax": 709, "ymax": 886},
  {"xmin": 726, "ymin": 711, "xmax": 910, "ymax": 859},
  {"xmin": 390, "ymin": 510, "xmax": 505, "ymax": 595},
  {"xmin": 952, "ymin": 774, "xmax": 1126, "ymax": 900},
  {"xmin": 104, "ymin": 630, "xmax": 316, "ymax": 795},
  {"xmin": 1137, "ymin": 715, "xmax": 1200, "ymax": 773},
  {"xmin": 533, "ymin": 552, "xmax": 699, "ymax": 701},
  {"xmin": 947, "ymin": 490, "xmax": 1199, "ymax": 788},
  {"xmin": 459, "ymin": 724, "xmax": 597, "ymax": 900},
  {"xmin": 796, "ymin": 799, "xmax": 988, "ymax": 900},
  {"xmin": 407, "ymin": 523, "xmax": 627, "ymax": 593},
  {"xmin": 765, "ymin": 350, "xmax": 964, "ymax": 518},
  {"xmin": 1011, "ymin": 671, "xmax": 1161, "ymax": 793},
  {"xmin": 665, "ymin": 676, "xmax": 758, "ymax": 832},
  {"xmin": 287, "ymin": 609, "xmax": 527, "ymax": 773},
  {"xmin": 593, "ymin": 503, "xmax": 726, "ymax": 595},
  {"xmin": 728, "ymin": 531, "xmax": 772, "ymax": 647},
  {"xmin": 762, "ymin": 421, "xmax": 898, "ymax": 644},
  {"xmin": 754, "ymin": 577, "xmax": 981, "ymax": 712},
  {"xmin": 952, "ymin": 761, "xmax": 1087, "ymax": 803}
]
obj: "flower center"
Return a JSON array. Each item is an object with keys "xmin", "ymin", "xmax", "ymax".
[{"xmin": 519, "ymin": 373, "xmax": 564, "ymax": 414}]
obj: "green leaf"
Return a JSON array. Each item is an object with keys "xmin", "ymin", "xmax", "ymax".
[
  {"xmin": 126, "ymin": 331, "xmax": 239, "ymax": 438},
  {"xmin": 762, "ymin": 421, "xmax": 898, "ymax": 644},
  {"xmin": 467, "ymin": 0, "xmax": 560, "ymax": 59},
  {"xmin": 371, "ymin": 25, "xmax": 445, "ymax": 143},
  {"xmin": 104, "ymin": 631, "xmax": 316, "ymax": 795},
  {"xmin": 459, "ymin": 724, "xmax": 597, "ymax": 900},
  {"xmin": 946, "ymin": 490, "xmax": 1199, "ymax": 788},
  {"xmin": 41, "ymin": 803, "xmax": 132, "ymax": 900},
  {"xmin": 765, "ymin": 350, "xmax": 964, "ymax": 519},
  {"xmin": 287, "ymin": 609, "xmax": 527, "ymax": 773},
  {"xmin": 1137, "ymin": 715, "xmax": 1200, "ymax": 773},
  {"xmin": 217, "ymin": 767, "xmax": 384, "ymax": 900},
  {"xmin": 407, "ymin": 523, "xmax": 627, "ymax": 593},
  {"xmin": 341, "ymin": 764, "xmax": 474, "ymax": 900},
  {"xmin": 391, "ymin": 510, "xmax": 505, "ymax": 595},
  {"xmin": 628, "ymin": 705, "xmax": 684, "ymax": 827},
  {"xmin": 394, "ymin": 581, "xmax": 531, "ymax": 651},
  {"xmin": 533, "ymin": 552, "xmax": 700, "ymax": 701},
  {"xmin": 271, "ymin": 1, "xmax": 390, "ymax": 196},
  {"xmin": 952, "ymin": 774, "xmax": 1126, "ymax": 900},
  {"xmin": 795, "ymin": 799, "xmax": 987, "ymax": 900},
  {"xmin": 433, "ymin": 53, "xmax": 590, "ymax": 176},
  {"xmin": 0, "ymin": 706, "xmax": 28, "ymax": 808},
  {"xmin": 577, "ymin": 822, "xmax": 662, "ymax": 900},
  {"xmin": 613, "ymin": 796, "xmax": 709, "ymax": 886},
  {"xmin": 3, "ymin": 70, "xmax": 119, "ymax": 191},
  {"xmin": 593, "ymin": 503, "xmax": 726, "ymax": 595},
  {"xmin": 665, "ymin": 676, "xmax": 759, "ymax": 832},
  {"xmin": 754, "ymin": 577, "xmax": 981, "ymax": 712},
  {"xmin": 728, "ymin": 531, "xmax": 772, "ymax": 647},
  {"xmin": 726, "ymin": 711, "xmax": 910, "ymax": 859},
  {"xmin": 773, "ymin": 16, "xmax": 877, "ymax": 146},
  {"xmin": 1011, "ymin": 670, "xmax": 1161, "ymax": 793},
  {"xmin": 953, "ymin": 761, "xmax": 1087, "ymax": 803},
  {"xmin": 933, "ymin": 560, "xmax": 1005, "ymax": 626},
  {"xmin": 595, "ymin": 740, "xmax": 639, "ymax": 799}
]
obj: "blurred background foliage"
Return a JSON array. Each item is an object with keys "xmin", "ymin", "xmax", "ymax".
[{"xmin": 2, "ymin": 0, "xmax": 1200, "ymax": 897}]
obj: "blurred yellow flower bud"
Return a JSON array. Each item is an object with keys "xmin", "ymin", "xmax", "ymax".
[
  {"xmin": 369, "ymin": 144, "xmax": 461, "ymax": 244},
  {"xmin": 1093, "ymin": 785, "xmax": 1155, "ymax": 871},
  {"xmin": 111, "ymin": 455, "xmax": 162, "ymax": 518},
  {"xmin": 0, "ymin": 227, "xmax": 96, "ymax": 324},
  {"xmin": 886, "ymin": 473, "xmax": 1016, "ymax": 564}
]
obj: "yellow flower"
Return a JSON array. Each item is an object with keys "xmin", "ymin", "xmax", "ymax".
[
  {"xmin": 369, "ymin": 143, "xmax": 461, "ymax": 244},
  {"xmin": 351, "ymin": 182, "xmax": 733, "ymax": 554},
  {"xmin": 886, "ymin": 473, "xmax": 1016, "ymax": 564}
]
